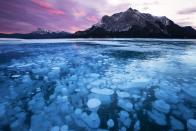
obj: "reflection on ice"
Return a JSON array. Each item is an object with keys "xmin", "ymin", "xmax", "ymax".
[{"xmin": 0, "ymin": 38, "xmax": 196, "ymax": 131}]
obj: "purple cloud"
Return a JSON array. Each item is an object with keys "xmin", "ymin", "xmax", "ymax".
[{"xmin": 0, "ymin": 0, "xmax": 100, "ymax": 33}]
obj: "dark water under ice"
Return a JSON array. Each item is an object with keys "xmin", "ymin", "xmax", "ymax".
[{"xmin": 0, "ymin": 38, "xmax": 196, "ymax": 131}]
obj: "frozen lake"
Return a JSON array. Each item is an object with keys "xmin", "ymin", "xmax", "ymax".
[{"xmin": 0, "ymin": 38, "xmax": 196, "ymax": 131}]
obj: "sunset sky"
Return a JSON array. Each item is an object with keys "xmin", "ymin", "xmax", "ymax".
[{"xmin": 0, "ymin": 0, "xmax": 196, "ymax": 34}]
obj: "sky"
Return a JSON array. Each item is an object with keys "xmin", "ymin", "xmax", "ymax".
[{"xmin": 0, "ymin": 0, "xmax": 196, "ymax": 34}]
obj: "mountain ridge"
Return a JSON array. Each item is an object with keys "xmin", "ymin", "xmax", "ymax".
[
  {"xmin": 74, "ymin": 7, "xmax": 196, "ymax": 39},
  {"xmin": 0, "ymin": 7, "xmax": 196, "ymax": 39},
  {"xmin": 0, "ymin": 28, "xmax": 71, "ymax": 39}
]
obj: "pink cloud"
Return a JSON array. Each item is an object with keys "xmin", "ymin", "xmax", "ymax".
[
  {"xmin": 86, "ymin": 16, "xmax": 98, "ymax": 22},
  {"xmin": 0, "ymin": 0, "xmax": 100, "ymax": 33},
  {"xmin": 69, "ymin": 26, "xmax": 81, "ymax": 33},
  {"xmin": 31, "ymin": 0, "xmax": 65, "ymax": 15},
  {"xmin": 73, "ymin": 9, "xmax": 86, "ymax": 17}
]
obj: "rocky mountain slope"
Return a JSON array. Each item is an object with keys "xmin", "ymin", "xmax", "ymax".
[{"xmin": 74, "ymin": 8, "xmax": 196, "ymax": 38}]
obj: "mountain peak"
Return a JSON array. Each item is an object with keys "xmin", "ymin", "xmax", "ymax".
[
  {"xmin": 74, "ymin": 7, "xmax": 196, "ymax": 38},
  {"xmin": 127, "ymin": 7, "xmax": 138, "ymax": 12},
  {"xmin": 31, "ymin": 28, "xmax": 51, "ymax": 35}
]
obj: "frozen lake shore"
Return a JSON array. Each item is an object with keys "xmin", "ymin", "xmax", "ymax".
[{"xmin": 0, "ymin": 38, "xmax": 196, "ymax": 131}]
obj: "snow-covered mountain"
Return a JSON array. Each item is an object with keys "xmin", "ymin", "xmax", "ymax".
[
  {"xmin": 0, "ymin": 28, "xmax": 71, "ymax": 39},
  {"xmin": 74, "ymin": 7, "xmax": 196, "ymax": 38}
]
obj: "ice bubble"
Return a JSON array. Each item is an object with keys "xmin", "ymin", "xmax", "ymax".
[
  {"xmin": 0, "ymin": 103, "xmax": 5, "ymax": 117},
  {"xmin": 87, "ymin": 98, "xmax": 101, "ymax": 110},
  {"xmin": 170, "ymin": 116, "xmax": 184, "ymax": 130},
  {"xmin": 28, "ymin": 93, "xmax": 45, "ymax": 114},
  {"xmin": 57, "ymin": 95, "xmax": 68, "ymax": 103},
  {"xmin": 119, "ymin": 110, "xmax": 129, "ymax": 122},
  {"xmin": 90, "ymin": 79, "xmax": 106, "ymax": 87},
  {"xmin": 155, "ymin": 89, "xmax": 179, "ymax": 104},
  {"xmin": 123, "ymin": 118, "xmax": 132, "ymax": 128},
  {"xmin": 32, "ymin": 67, "xmax": 49, "ymax": 76},
  {"xmin": 11, "ymin": 74, "xmax": 21, "ymax": 78},
  {"xmin": 119, "ymin": 126, "xmax": 127, "ymax": 131},
  {"xmin": 183, "ymin": 87, "xmax": 196, "ymax": 103},
  {"xmin": 51, "ymin": 126, "xmax": 60, "ymax": 131},
  {"xmin": 118, "ymin": 99, "xmax": 133, "ymax": 112},
  {"xmin": 87, "ymin": 112, "xmax": 101, "ymax": 129},
  {"xmin": 73, "ymin": 108, "xmax": 88, "ymax": 128},
  {"xmin": 22, "ymin": 75, "xmax": 33, "ymax": 87},
  {"xmin": 147, "ymin": 110, "xmax": 167, "ymax": 126},
  {"xmin": 187, "ymin": 119, "xmax": 196, "ymax": 131},
  {"xmin": 130, "ymin": 77, "xmax": 150, "ymax": 87},
  {"xmin": 30, "ymin": 114, "xmax": 50, "ymax": 131},
  {"xmin": 178, "ymin": 104, "xmax": 194, "ymax": 120},
  {"xmin": 132, "ymin": 94, "xmax": 141, "ymax": 101},
  {"xmin": 59, "ymin": 102, "xmax": 69, "ymax": 114},
  {"xmin": 116, "ymin": 90, "xmax": 130, "ymax": 98},
  {"xmin": 107, "ymin": 119, "xmax": 114, "ymax": 128},
  {"xmin": 52, "ymin": 67, "xmax": 60, "ymax": 70},
  {"xmin": 61, "ymin": 88, "xmax": 68, "ymax": 95},
  {"xmin": 10, "ymin": 119, "xmax": 25, "ymax": 131},
  {"xmin": 97, "ymin": 129, "xmax": 109, "ymax": 131},
  {"xmin": 36, "ymin": 87, "xmax": 41, "ymax": 92},
  {"xmin": 91, "ymin": 88, "xmax": 114, "ymax": 95},
  {"xmin": 48, "ymin": 67, "xmax": 61, "ymax": 80},
  {"xmin": 54, "ymin": 82, "xmax": 64, "ymax": 94},
  {"xmin": 60, "ymin": 125, "xmax": 68, "ymax": 131},
  {"xmin": 134, "ymin": 120, "xmax": 140, "ymax": 131},
  {"xmin": 153, "ymin": 100, "xmax": 170, "ymax": 113},
  {"xmin": 74, "ymin": 108, "xmax": 82, "ymax": 115},
  {"xmin": 88, "ymin": 93, "xmax": 112, "ymax": 105},
  {"xmin": 89, "ymin": 73, "xmax": 100, "ymax": 79}
]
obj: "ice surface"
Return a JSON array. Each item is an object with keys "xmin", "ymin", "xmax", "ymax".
[{"xmin": 0, "ymin": 38, "xmax": 196, "ymax": 130}]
